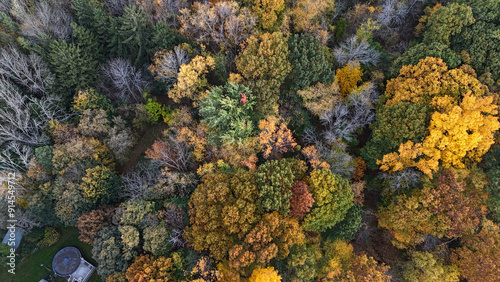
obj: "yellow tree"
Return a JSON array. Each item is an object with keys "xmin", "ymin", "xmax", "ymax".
[
  {"xmin": 249, "ymin": 266, "xmax": 282, "ymax": 282},
  {"xmin": 384, "ymin": 57, "xmax": 488, "ymax": 107},
  {"xmin": 252, "ymin": 0, "xmax": 285, "ymax": 31},
  {"xmin": 379, "ymin": 93, "xmax": 499, "ymax": 176},
  {"xmin": 334, "ymin": 61, "xmax": 363, "ymax": 97},
  {"xmin": 168, "ymin": 55, "xmax": 215, "ymax": 105}
]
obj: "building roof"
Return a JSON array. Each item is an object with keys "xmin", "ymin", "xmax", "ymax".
[
  {"xmin": 1, "ymin": 228, "xmax": 24, "ymax": 250},
  {"xmin": 52, "ymin": 247, "xmax": 81, "ymax": 276}
]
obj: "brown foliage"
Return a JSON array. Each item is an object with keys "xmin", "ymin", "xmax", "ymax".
[
  {"xmin": 353, "ymin": 157, "xmax": 367, "ymax": 182},
  {"xmin": 77, "ymin": 206, "xmax": 114, "ymax": 244},
  {"xmin": 258, "ymin": 118, "xmax": 297, "ymax": 159},
  {"xmin": 289, "ymin": 180, "xmax": 314, "ymax": 219},
  {"xmin": 451, "ymin": 220, "xmax": 500, "ymax": 282}
]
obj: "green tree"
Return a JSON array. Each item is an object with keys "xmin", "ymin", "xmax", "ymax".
[
  {"xmin": 73, "ymin": 89, "xmax": 115, "ymax": 117},
  {"xmin": 236, "ymin": 32, "xmax": 291, "ymax": 116},
  {"xmin": 286, "ymin": 34, "xmax": 334, "ymax": 91},
  {"xmin": 255, "ymin": 158, "xmax": 307, "ymax": 215},
  {"xmin": 80, "ymin": 165, "xmax": 120, "ymax": 205},
  {"xmin": 322, "ymin": 204, "xmax": 363, "ymax": 241},
  {"xmin": 303, "ymin": 169, "xmax": 354, "ymax": 232},
  {"xmin": 120, "ymin": 200, "xmax": 156, "ymax": 227},
  {"xmin": 48, "ymin": 39, "xmax": 98, "ymax": 99},
  {"xmin": 199, "ymin": 82, "xmax": 256, "ymax": 145},
  {"xmin": 92, "ymin": 226, "xmax": 127, "ymax": 279},
  {"xmin": 361, "ymin": 103, "xmax": 428, "ymax": 169},
  {"xmin": 423, "ymin": 3, "xmax": 475, "ymax": 45},
  {"xmin": 143, "ymin": 222, "xmax": 172, "ymax": 257},
  {"xmin": 401, "ymin": 251, "xmax": 459, "ymax": 282}
]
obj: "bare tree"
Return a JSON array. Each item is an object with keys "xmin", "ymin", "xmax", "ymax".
[
  {"xmin": 0, "ymin": 46, "xmax": 54, "ymax": 96},
  {"xmin": 376, "ymin": 0, "xmax": 425, "ymax": 31},
  {"xmin": 380, "ymin": 168, "xmax": 422, "ymax": 196},
  {"xmin": 101, "ymin": 58, "xmax": 150, "ymax": 103},
  {"xmin": 333, "ymin": 35, "xmax": 381, "ymax": 67},
  {"xmin": 179, "ymin": 1, "xmax": 256, "ymax": 50},
  {"xmin": 137, "ymin": 0, "xmax": 189, "ymax": 26},
  {"xmin": 320, "ymin": 82, "xmax": 378, "ymax": 144},
  {"xmin": 102, "ymin": 0, "xmax": 133, "ymax": 16},
  {"xmin": 10, "ymin": 0, "xmax": 73, "ymax": 42},
  {"xmin": 149, "ymin": 46, "xmax": 189, "ymax": 87},
  {"xmin": 121, "ymin": 161, "xmax": 161, "ymax": 200},
  {"xmin": 0, "ymin": 80, "xmax": 69, "ymax": 172}
]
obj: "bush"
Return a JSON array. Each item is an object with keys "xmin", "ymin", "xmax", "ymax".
[
  {"xmin": 24, "ymin": 227, "xmax": 45, "ymax": 246},
  {"xmin": 144, "ymin": 98, "xmax": 176, "ymax": 125},
  {"xmin": 37, "ymin": 227, "xmax": 60, "ymax": 247}
]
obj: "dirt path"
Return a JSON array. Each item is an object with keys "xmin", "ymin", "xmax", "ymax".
[{"xmin": 118, "ymin": 123, "xmax": 168, "ymax": 174}]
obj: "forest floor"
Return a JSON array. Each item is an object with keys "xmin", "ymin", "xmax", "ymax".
[{"xmin": 119, "ymin": 122, "xmax": 168, "ymax": 174}]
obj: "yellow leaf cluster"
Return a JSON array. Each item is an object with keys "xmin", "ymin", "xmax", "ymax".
[
  {"xmin": 169, "ymin": 55, "xmax": 215, "ymax": 105},
  {"xmin": 249, "ymin": 267, "xmax": 282, "ymax": 282},
  {"xmin": 378, "ymin": 93, "xmax": 499, "ymax": 176},
  {"xmin": 385, "ymin": 57, "xmax": 488, "ymax": 107},
  {"xmin": 253, "ymin": 0, "xmax": 285, "ymax": 31},
  {"xmin": 297, "ymin": 82, "xmax": 341, "ymax": 116},
  {"xmin": 335, "ymin": 61, "xmax": 363, "ymax": 97}
]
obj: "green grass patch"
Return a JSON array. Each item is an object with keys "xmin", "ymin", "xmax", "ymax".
[{"xmin": 0, "ymin": 227, "xmax": 102, "ymax": 282}]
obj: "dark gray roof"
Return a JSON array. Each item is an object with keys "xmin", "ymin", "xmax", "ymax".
[{"xmin": 52, "ymin": 247, "xmax": 82, "ymax": 276}]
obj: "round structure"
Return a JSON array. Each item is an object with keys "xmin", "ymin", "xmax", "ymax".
[{"xmin": 52, "ymin": 247, "xmax": 82, "ymax": 277}]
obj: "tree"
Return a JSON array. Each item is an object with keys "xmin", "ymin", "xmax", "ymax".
[
  {"xmin": 451, "ymin": 219, "xmax": 500, "ymax": 282},
  {"xmin": 228, "ymin": 212, "xmax": 304, "ymax": 271},
  {"xmin": 423, "ymin": 3, "xmax": 474, "ymax": 46},
  {"xmin": 252, "ymin": 0, "xmax": 285, "ymax": 31},
  {"xmin": 236, "ymin": 32, "xmax": 291, "ymax": 116},
  {"xmin": 383, "ymin": 57, "xmax": 488, "ymax": 107},
  {"xmin": 401, "ymin": 251, "xmax": 459, "ymax": 282},
  {"xmin": 179, "ymin": 1, "xmax": 256, "ymax": 50},
  {"xmin": 286, "ymin": 34, "xmax": 334, "ymax": 92},
  {"xmin": 48, "ymin": 39, "xmax": 98, "ymax": 98},
  {"xmin": 0, "ymin": 81, "xmax": 67, "ymax": 171},
  {"xmin": 0, "ymin": 45, "xmax": 54, "ymax": 96},
  {"xmin": 319, "ymin": 83, "xmax": 377, "ymax": 144},
  {"xmin": 126, "ymin": 253, "xmax": 185, "ymax": 281},
  {"xmin": 379, "ymin": 93, "xmax": 499, "ymax": 176},
  {"xmin": 249, "ymin": 266, "xmax": 282, "ymax": 282},
  {"xmin": 361, "ymin": 102, "xmax": 428, "ymax": 169},
  {"xmin": 317, "ymin": 239, "xmax": 391, "ymax": 281},
  {"xmin": 120, "ymin": 199, "xmax": 155, "ymax": 227},
  {"xmin": 149, "ymin": 44, "xmax": 190, "ymax": 88},
  {"xmin": 303, "ymin": 169, "xmax": 353, "ymax": 232},
  {"xmin": 73, "ymin": 89, "xmax": 114, "ymax": 117},
  {"xmin": 255, "ymin": 159, "xmax": 307, "ymax": 215},
  {"xmin": 322, "ymin": 204, "xmax": 363, "ymax": 241},
  {"xmin": 100, "ymin": 58, "xmax": 150, "ymax": 103},
  {"xmin": 185, "ymin": 169, "xmax": 260, "ymax": 261},
  {"xmin": 297, "ymin": 82, "xmax": 341, "ymax": 116},
  {"xmin": 80, "ymin": 165, "xmax": 120, "ymax": 205},
  {"xmin": 92, "ymin": 226, "xmax": 128, "ymax": 279},
  {"xmin": 291, "ymin": 0, "xmax": 335, "ymax": 44},
  {"xmin": 389, "ymin": 42, "xmax": 461, "ymax": 78},
  {"xmin": 377, "ymin": 169, "xmax": 487, "ymax": 248},
  {"xmin": 289, "ymin": 181, "xmax": 314, "ymax": 220},
  {"xmin": 77, "ymin": 207, "xmax": 114, "ymax": 244},
  {"xmin": 168, "ymin": 55, "xmax": 215, "ymax": 105},
  {"xmin": 334, "ymin": 61, "xmax": 363, "ymax": 97},
  {"xmin": 333, "ymin": 35, "xmax": 380, "ymax": 67},
  {"xmin": 10, "ymin": 0, "xmax": 73, "ymax": 42},
  {"xmin": 143, "ymin": 222, "xmax": 172, "ymax": 257},
  {"xmin": 199, "ymin": 82, "xmax": 256, "ymax": 145},
  {"xmin": 258, "ymin": 118, "xmax": 297, "ymax": 159}
]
